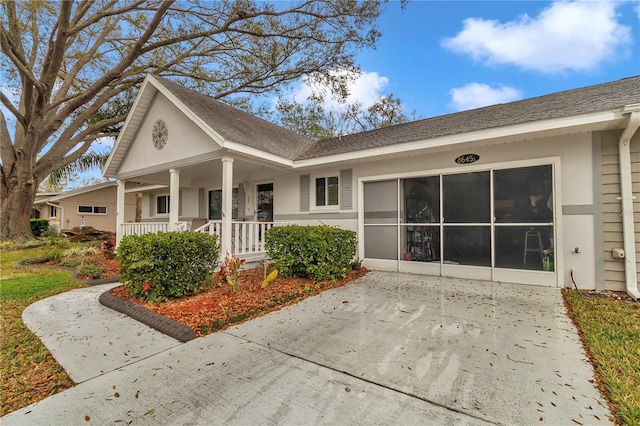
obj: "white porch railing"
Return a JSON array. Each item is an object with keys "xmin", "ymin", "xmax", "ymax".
[
  {"xmin": 123, "ymin": 220, "xmax": 276, "ymax": 256},
  {"xmin": 194, "ymin": 220, "xmax": 275, "ymax": 255},
  {"xmin": 121, "ymin": 222, "xmax": 171, "ymax": 237}
]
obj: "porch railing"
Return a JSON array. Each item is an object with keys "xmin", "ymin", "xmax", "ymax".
[
  {"xmin": 122, "ymin": 220, "xmax": 276, "ymax": 256},
  {"xmin": 121, "ymin": 222, "xmax": 171, "ymax": 237},
  {"xmin": 120, "ymin": 222, "xmax": 189, "ymax": 237},
  {"xmin": 194, "ymin": 220, "xmax": 275, "ymax": 255}
]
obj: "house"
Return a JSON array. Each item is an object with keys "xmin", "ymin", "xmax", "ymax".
[
  {"xmin": 103, "ymin": 74, "xmax": 640, "ymax": 298},
  {"xmin": 33, "ymin": 182, "xmax": 137, "ymax": 233}
]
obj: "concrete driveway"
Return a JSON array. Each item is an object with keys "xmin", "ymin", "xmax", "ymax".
[{"xmin": 3, "ymin": 271, "xmax": 612, "ymax": 425}]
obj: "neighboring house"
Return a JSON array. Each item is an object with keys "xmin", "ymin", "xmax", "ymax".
[
  {"xmin": 103, "ymin": 74, "xmax": 640, "ymax": 298},
  {"xmin": 33, "ymin": 182, "xmax": 137, "ymax": 233}
]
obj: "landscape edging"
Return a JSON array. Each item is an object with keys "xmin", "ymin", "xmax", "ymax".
[{"xmin": 98, "ymin": 288, "xmax": 197, "ymax": 342}]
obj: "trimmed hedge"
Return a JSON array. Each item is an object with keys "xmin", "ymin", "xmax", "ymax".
[
  {"xmin": 118, "ymin": 232, "xmax": 219, "ymax": 302},
  {"xmin": 30, "ymin": 219, "xmax": 49, "ymax": 236},
  {"xmin": 265, "ymin": 225, "xmax": 356, "ymax": 281}
]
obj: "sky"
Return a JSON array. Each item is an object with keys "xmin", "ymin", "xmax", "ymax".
[{"xmin": 296, "ymin": 0, "xmax": 640, "ymax": 119}]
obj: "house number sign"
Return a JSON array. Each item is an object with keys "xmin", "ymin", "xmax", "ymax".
[{"xmin": 455, "ymin": 153, "xmax": 480, "ymax": 164}]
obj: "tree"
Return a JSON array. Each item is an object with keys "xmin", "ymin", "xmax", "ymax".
[
  {"xmin": 272, "ymin": 92, "xmax": 418, "ymax": 140},
  {"xmin": 0, "ymin": 0, "xmax": 386, "ymax": 241}
]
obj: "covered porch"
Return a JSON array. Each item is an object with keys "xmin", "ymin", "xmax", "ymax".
[{"xmin": 114, "ymin": 155, "xmax": 281, "ymax": 262}]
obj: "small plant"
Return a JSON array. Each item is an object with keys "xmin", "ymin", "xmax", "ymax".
[
  {"xmin": 58, "ymin": 259, "xmax": 81, "ymax": 268},
  {"xmin": 219, "ymin": 254, "xmax": 246, "ymax": 293},
  {"xmin": 259, "ymin": 260, "xmax": 278, "ymax": 288},
  {"xmin": 77, "ymin": 263, "xmax": 105, "ymax": 280},
  {"xmin": 18, "ymin": 249, "xmax": 62, "ymax": 265},
  {"xmin": 100, "ymin": 239, "xmax": 117, "ymax": 259},
  {"xmin": 351, "ymin": 258, "xmax": 363, "ymax": 270},
  {"xmin": 63, "ymin": 246, "xmax": 99, "ymax": 257}
]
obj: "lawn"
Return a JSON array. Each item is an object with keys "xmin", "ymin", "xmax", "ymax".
[
  {"xmin": 563, "ymin": 289, "xmax": 640, "ymax": 426},
  {"xmin": 1, "ymin": 240, "xmax": 86, "ymax": 416}
]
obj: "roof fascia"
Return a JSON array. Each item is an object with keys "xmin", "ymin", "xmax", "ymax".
[
  {"xmin": 103, "ymin": 76, "xmax": 156, "ymax": 177},
  {"xmin": 292, "ymin": 109, "xmax": 623, "ymax": 169},
  {"xmin": 46, "ymin": 182, "xmax": 116, "ymax": 201},
  {"xmin": 224, "ymin": 141, "xmax": 294, "ymax": 168}
]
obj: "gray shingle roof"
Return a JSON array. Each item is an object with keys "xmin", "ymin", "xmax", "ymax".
[
  {"xmin": 298, "ymin": 76, "xmax": 640, "ymax": 160},
  {"xmin": 154, "ymin": 77, "xmax": 316, "ymax": 161}
]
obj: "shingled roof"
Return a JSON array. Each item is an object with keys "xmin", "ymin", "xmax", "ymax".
[
  {"xmin": 154, "ymin": 77, "xmax": 316, "ymax": 161},
  {"xmin": 298, "ymin": 76, "xmax": 640, "ymax": 160}
]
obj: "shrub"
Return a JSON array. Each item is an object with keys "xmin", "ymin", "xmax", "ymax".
[
  {"xmin": 118, "ymin": 232, "xmax": 219, "ymax": 302},
  {"xmin": 30, "ymin": 219, "xmax": 49, "ymax": 236},
  {"xmin": 265, "ymin": 225, "xmax": 357, "ymax": 281},
  {"xmin": 77, "ymin": 263, "xmax": 105, "ymax": 279}
]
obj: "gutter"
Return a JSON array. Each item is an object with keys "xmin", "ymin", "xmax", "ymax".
[{"xmin": 618, "ymin": 108, "xmax": 640, "ymax": 301}]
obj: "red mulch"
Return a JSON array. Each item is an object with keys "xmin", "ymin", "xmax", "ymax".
[{"xmin": 111, "ymin": 266, "xmax": 368, "ymax": 336}]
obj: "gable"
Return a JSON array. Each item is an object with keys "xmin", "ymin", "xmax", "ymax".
[{"xmin": 116, "ymin": 91, "xmax": 224, "ymax": 177}]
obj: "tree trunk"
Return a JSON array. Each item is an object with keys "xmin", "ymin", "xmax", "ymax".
[{"xmin": 1, "ymin": 166, "xmax": 38, "ymax": 242}]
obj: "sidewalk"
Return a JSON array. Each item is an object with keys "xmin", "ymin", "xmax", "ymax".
[{"xmin": 20, "ymin": 283, "xmax": 182, "ymax": 383}]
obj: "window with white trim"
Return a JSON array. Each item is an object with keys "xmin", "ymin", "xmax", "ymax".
[
  {"xmin": 77, "ymin": 205, "xmax": 107, "ymax": 215},
  {"xmin": 49, "ymin": 205, "xmax": 58, "ymax": 218},
  {"xmin": 156, "ymin": 195, "xmax": 170, "ymax": 214},
  {"xmin": 314, "ymin": 175, "xmax": 339, "ymax": 207}
]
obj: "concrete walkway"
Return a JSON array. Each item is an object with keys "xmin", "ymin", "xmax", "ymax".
[{"xmin": 3, "ymin": 272, "xmax": 612, "ymax": 425}]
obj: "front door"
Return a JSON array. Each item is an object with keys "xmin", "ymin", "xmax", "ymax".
[{"xmin": 256, "ymin": 183, "xmax": 273, "ymax": 222}]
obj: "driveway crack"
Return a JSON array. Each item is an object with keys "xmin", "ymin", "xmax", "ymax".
[{"xmin": 224, "ymin": 332, "xmax": 501, "ymax": 425}]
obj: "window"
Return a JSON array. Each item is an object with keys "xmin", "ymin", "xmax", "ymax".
[
  {"xmin": 49, "ymin": 205, "xmax": 58, "ymax": 218},
  {"xmin": 208, "ymin": 188, "xmax": 238, "ymax": 219},
  {"xmin": 315, "ymin": 176, "xmax": 339, "ymax": 207},
  {"xmin": 77, "ymin": 205, "xmax": 108, "ymax": 215},
  {"xmin": 156, "ymin": 195, "xmax": 170, "ymax": 214}
]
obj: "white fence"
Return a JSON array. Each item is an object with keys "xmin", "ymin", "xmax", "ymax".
[{"xmin": 121, "ymin": 220, "xmax": 275, "ymax": 256}]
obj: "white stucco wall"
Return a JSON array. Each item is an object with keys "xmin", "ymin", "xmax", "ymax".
[{"xmin": 118, "ymin": 93, "xmax": 223, "ymax": 176}]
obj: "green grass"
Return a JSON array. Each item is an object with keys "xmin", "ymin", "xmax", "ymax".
[
  {"xmin": 1, "ymin": 241, "xmax": 85, "ymax": 416},
  {"xmin": 563, "ymin": 289, "xmax": 640, "ymax": 426}
]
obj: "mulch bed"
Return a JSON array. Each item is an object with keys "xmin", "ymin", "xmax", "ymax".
[{"xmin": 111, "ymin": 267, "xmax": 369, "ymax": 337}]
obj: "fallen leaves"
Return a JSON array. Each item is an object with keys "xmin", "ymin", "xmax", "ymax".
[{"xmin": 112, "ymin": 267, "xmax": 368, "ymax": 337}]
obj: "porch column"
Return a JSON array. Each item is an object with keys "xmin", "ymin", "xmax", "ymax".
[
  {"xmin": 221, "ymin": 157, "xmax": 234, "ymax": 256},
  {"xmin": 116, "ymin": 179, "xmax": 126, "ymax": 247},
  {"xmin": 169, "ymin": 168, "xmax": 180, "ymax": 230}
]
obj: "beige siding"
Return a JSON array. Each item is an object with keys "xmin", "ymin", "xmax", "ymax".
[
  {"xmin": 59, "ymin": 187, "xmax": 136, "ymax": 233},
  {"xmin": 601, "ymin": 130, "xmax": 640, "ymax": 291}
]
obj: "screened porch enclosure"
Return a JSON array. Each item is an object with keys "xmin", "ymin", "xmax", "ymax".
[{"xmin": 362, "ymin": 164, "xmax": 556, "ymax": 285}]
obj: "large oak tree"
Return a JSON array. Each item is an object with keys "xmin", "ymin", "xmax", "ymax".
[{"xmin": 0, "ymin": 0, "xmax": 387, "ymax": 241}]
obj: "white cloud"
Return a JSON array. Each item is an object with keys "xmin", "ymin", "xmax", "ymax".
[
  {"xmin": 449, "ymin": 83, "xmax": 522, "ymax": 111},
  {"xmin": 442, "ymin": 1, "xmax": 632, "ymax": 73},
  {"xmin": 287, "ymin": 69, "xmax": 390, "ymax": 111}
]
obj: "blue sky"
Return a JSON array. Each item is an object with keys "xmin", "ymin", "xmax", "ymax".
[{"xmin": 301, "ymin": 0, "xmax": 640, "ymax": 119}]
